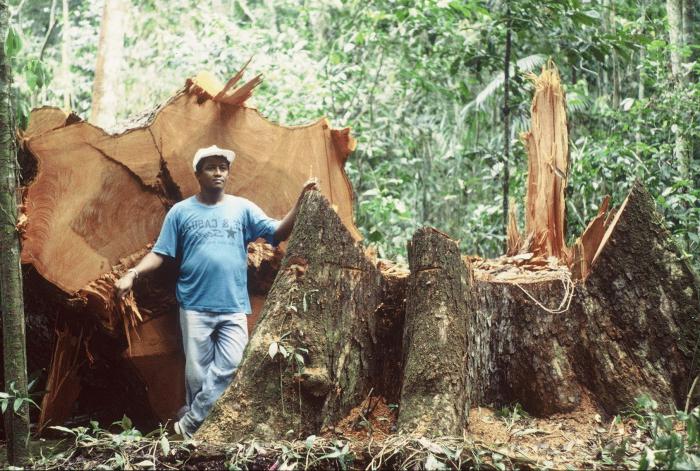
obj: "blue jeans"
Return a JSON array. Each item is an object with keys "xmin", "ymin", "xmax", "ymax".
[{"xmin": 177, "ymin": 308, "xmax": 248, "ymax": 436}]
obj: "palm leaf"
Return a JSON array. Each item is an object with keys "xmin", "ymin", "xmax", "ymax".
[{"xmin": 467, "ymin": 54, "xmax": 547, "ymax": 111}]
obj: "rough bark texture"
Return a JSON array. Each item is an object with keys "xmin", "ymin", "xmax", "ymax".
[
  {"xmin": 0, "ymin": 0, "xmax": 30, "ymax": 461},
  {"xmin": 197, "ymin": 191, "xmax": 385, "ymax": 443},
  {"xmin": 573, "ymin": 182, "xmax": 699, "ymax": 412},
  {"xmin": 397, "ymin": 228, "xmax": 470, "ymax": 436},
  {"xmin": 468, "ymin": 183, "xmax": 699, "ymax": 417},
  {"xmin": 469, "ymin": 274, "xmax": 583, "ymax": 415}
]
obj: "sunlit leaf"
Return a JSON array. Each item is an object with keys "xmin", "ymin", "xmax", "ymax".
[
  {"xmin": 160, "ymin": 435, "xmax": 170, "ymax": 456},
  {"xmin": 5, "ymin": 25, "xmax": 22, "ymax": 58},
  {"xmin": 268, "ymin": 341, "xmax": 278, "ymax": 360}
]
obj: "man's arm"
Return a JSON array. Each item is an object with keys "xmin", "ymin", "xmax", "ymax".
[
  {"xmin": 273, "ymin": 179, "xmax": 320, "ymax": 243},
  {"xmin": 114, "ymin": 251, "xmax": 166, "ymax": 299}
]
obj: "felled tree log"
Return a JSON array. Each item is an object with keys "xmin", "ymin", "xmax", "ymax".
[
  {"xmin": 397, "ymin": 228, "xmax": 470, "ymax": 436},
  {"xmin": 18, "ymin": 63, "xmax": 360, "ymax": 429},
  {"xmin": 197, "ymin": 191, "xmax": 386, "ymax": 442}
]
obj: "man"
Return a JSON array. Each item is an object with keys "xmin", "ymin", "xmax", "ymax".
[{"xmin": 114, "ymin": 144, "xmax": 318, "ymax": 439}]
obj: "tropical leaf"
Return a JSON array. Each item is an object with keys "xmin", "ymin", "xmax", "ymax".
[{"xmin": 467, "ymin": 54, "xmax": 547, "ymax": 111}]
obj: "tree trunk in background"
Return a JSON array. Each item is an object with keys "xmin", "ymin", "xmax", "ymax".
[
  {"xmin": 0, "ymin": 1, "xmax": 30, "ymax": 464},
  {"xmin": 682, "ymin": 0, "xmax": 694, "ymax": 65},
  {"xmin": 610, "ymin": 3, "xmax": 621, "ymax": 109},
  {"xmin": 90, "ymin": 0, "xmax": 126, "ymax": 129},
  {"xmin": 397, "ymin": 228, "xmax": 469, "ymax": 436},
  {"xmin": 666, "ymin": 0, "xmax": 689, "ymax": 165},
  {"xmin": 502, "ymin": 8, "xmax": 511, "ymax": 248},
  {"xmin": 636, "ymin": 2, "xmax": 647, "ymax": 146},
  {"xmin": 61, "ymin": 0, "xmax": 70, "ymax": 110},
  {"xmin": 667, "ymin": 0, "xmax": 691, "ymax": 249}
]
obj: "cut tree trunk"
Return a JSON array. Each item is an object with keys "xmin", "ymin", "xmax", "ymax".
[
  {"xmin": 197, "ymin": 64, "xmax": 698, "ymax": 441},
  {"xmin": 196, "ymin": 190, "xmax": 387, "ymax": 442},
  {"xmin": 199, "ymin": 181, "xmax": 698, "ymax": 442},
  {"xmin": 472, "ymin": 181, "xmax": 699, "ymax": 416},
  {"xmin": 18, "ymin": 64, "xmax": 360, "ymax": 429},
  {"xmin": 397, "ymin": 228, "xmax": 470, "ymax": 436}
]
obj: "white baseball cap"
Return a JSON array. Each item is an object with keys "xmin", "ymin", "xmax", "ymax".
[{"xmin": 192, "ymin": 145, "xmax": 236, "ymax": 172}]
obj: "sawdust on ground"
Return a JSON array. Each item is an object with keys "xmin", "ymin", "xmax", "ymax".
[
  {"xmin": 322, "ymin": 396, "xmax": 397, "ymax": 442},
  {"xmin": 323, "ymin": 396, "xmax": 650, "ymax": 468}
]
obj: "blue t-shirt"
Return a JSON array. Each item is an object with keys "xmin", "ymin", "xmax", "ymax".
[{"xmin": 152, "ymin": 195, "xmax": 280, "ymax": 313}]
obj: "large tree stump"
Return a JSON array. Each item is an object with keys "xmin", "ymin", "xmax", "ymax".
[
  {"xmin": 397, "ymin": 228, "xmax": 470, "ymax": 436},
  {"xmin": 197, "ymin": 191, "xmax": 386, "ymax": 442},
  {"xmin": 571, "ymin": 182, "xmax": 699, "ymax": 412},
  {"xmin": 469, "ymin": 182, "xmax": 699, "ymax": 417}
]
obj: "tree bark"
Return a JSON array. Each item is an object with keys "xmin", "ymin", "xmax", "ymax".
[
  {"xmin": 0, "ymin": 1, "xmax": 30, "ymax": 463},
  {"xmin": 197, "ymin": 191, "xmax": 386, "ymax": 442},
  {"xmin": 682, "ymin": 0, "xmax": 694, "ymax": 66},
  {"xmin": 90, "ymin": 0, "xmax": 126, "ymax": 129},
  {"xmin": 469, "ymin": 182, "xmax": 699, "ymax": 416},
  {"xmin": 397, "ymin": 227, "xmax": 470, "ymax": 436}
]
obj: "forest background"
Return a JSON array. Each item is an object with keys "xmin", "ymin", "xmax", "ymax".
[{"xmin": 8, "ymin": 0, "xmax": 700, "ymax": 270}]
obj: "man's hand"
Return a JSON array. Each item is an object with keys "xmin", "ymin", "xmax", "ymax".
[
  {"xmin": 114, "ymin": 271, "xmax": 137, "ymax": 299},
  {"xmin": 113, "ymin": 252, "xmax": 165, "ymax": 299},
  {"xmin": 300, "ymin": 177, "xmax": 320, "ymax": 196}
]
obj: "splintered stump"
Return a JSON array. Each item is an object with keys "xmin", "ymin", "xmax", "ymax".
[
  {"xmin": 571, "ymin": 182, "xmax": 698, "ymax": 411},
  {"xmin": 197, "ymin": 191, "xmax": 386, "ymax": 442},
  {"xmin": 468, "ymin": 182, "xmax": 698, "ymax": 417},
  {"xmin": 397, "ymin": 228, "xmax": 470, "ymax": 436}
]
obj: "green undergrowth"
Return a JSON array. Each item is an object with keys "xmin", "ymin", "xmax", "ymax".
[
  {"xmin": 6, "ymin": 395, "xmax": 698, "ymax": 470},
  {"xmin": 621, "ymin": 395, "xmax": 700, "ymax": 470}
]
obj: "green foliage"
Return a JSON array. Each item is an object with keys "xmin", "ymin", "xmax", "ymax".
[
  {"xmin": 0, "ymin": 381, "xmax": 39, "ymax": 416},
  {"xmin": 630, "ymin": 394, "xmax": 700, "ymax": 470},
  {"xmin": 36, "ymin": 417, "xmax": 193, "ymax": 469},
  {"xmin": 8, "ymin": 0, "xmax": 699, "ymax": 272}
]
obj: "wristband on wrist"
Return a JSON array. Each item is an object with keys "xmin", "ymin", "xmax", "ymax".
[{"xmin": 127, "ymin": 268, "xmax": 139, "ymax": 279}]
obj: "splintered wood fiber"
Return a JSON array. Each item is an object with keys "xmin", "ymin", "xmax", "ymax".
[{"xmin": 522, "ymin": 65, "xmax": 568, "ymax": 259}]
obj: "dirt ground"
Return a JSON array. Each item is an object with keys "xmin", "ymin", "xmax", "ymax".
[
  {"xmin": 320, "ymin": 396, "xmax": 648, "ymax": 469},
  {"xmin": 0, "ymin": 396, "xmax": 665, "ymax": 469}
]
